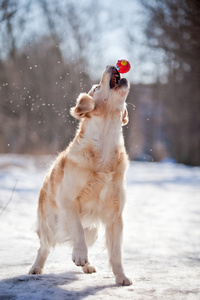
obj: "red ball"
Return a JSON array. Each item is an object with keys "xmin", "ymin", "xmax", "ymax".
[{"xmin": 116, "ymin": 60, "xmax": 131, "ymax": 74}]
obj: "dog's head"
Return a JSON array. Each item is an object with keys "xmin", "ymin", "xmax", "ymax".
[{"xmin": 70, "ymin": 66, "xmax": 130, "ymax": 126}]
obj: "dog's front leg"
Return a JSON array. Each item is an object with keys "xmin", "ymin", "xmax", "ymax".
[
  {"xmin": 64, "ymin": 203, "xmax": 88, "ymax": 267},
  {"xmin": 106, "ymin": 216, "xmax": 132, "ymax": 286}
]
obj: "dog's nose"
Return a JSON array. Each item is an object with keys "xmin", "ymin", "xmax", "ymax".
[
  {"xmin": 106, "ymin": 65, "xmax": 115, "ymax": 69},
  {"xmin": 106, "ymin": 65, "xmax": 117, "ymax": 73}
]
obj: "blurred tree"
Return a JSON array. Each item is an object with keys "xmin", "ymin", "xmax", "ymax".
[
  {"xmin": 2, "ymin": 0, "xmax": 199, "ymax": 165},
  {"xmin": 0, "ymin": 0, "xmax": 94, "ymax": 153},
  {"xmin": 143, "ymin": 0, "xmax": 200, "ymax": 165}
]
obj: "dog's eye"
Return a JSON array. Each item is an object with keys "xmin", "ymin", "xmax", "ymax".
[{"xmin": 94, "ymin": 86, "xmax": 99, "ymax": 92}]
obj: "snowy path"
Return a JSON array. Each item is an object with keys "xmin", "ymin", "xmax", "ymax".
[{"xmin": 0, "ymin": 155, "xmax": 200, "ymax": 300}]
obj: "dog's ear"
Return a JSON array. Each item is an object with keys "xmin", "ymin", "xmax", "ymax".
[
  {"xmin": 70, "ymin": 93, "xmax": 95, "ymax": 119},
  {"xmin": 122, "ymin": 106, "xmax": 129, "ymax": 126}
]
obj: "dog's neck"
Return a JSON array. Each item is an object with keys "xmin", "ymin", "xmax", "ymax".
[
  {"xmin": 87, "ymin": 114, "xmax": 124, "ymax": 165},
  {"xmin": 68, "ymin": 112, "xmax": 125, "ymax": 168}
]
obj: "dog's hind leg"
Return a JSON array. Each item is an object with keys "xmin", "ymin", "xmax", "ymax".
[
  {"xmin": 82, "ymin": 227, "xmax": 98, "ymax": 274},
  {"xmin": 82, "ymin": 261, "xmax": 96, "ymax": 274},
  {"xmin": 29, "ymin": 212, "xmax": 55, "ymax": 275},
  {"xmin": 29, "ymin": 244, "xmax": 50, "ymax": 275},
  {"xmin": 84, "ymin": 227, "xmax": 98, "ymax": 247}
]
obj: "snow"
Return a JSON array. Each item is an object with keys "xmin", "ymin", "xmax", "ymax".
[{"xmin": 0, "ymin": 154, "xmax": 200, "ymax": 300}]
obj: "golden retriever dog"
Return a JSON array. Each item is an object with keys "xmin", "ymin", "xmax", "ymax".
[{"xmin": 29, "ymin": 65, "xmax": 132, "ymax": 286}]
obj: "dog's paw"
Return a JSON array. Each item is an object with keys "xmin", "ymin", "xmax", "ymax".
[
  {"xmin": 82, "ymin": 262, "xmax": 96, "ymax": 274},
  {"xmin": 29, "ymin": 266, "xmax": 43, "ymax": 275},
  {"xmin": 115, "ymin": 275, "xmax": 132, "ymax": 286},
  {"xmin": 72, "ymin": 246, "xmax": 88, "ymax": 267}
]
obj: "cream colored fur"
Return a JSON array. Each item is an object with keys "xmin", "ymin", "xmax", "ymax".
[{"xmin": 29, "ymin": 66, "xmax": 132, "ymax": 286}]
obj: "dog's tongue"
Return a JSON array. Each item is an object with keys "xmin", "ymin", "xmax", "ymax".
[{"xmin": 110, "ymin": 69, "xmax": 121, "ymax": 89}]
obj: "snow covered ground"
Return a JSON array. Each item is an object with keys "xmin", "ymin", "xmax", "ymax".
[{"xmin": 0, "ymin": 154, "xmax": 200, "ymax": 300}]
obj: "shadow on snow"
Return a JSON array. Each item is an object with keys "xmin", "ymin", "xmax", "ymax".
[{"xmin": 0, "ymin": 272, "xmax": 115, "ymax": 300}]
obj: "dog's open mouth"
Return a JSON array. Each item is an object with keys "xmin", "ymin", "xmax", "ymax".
[
  {"xmin": 110, "ymin": 69, "xmax": 121, "ymax": 89},
  {"xmin": 109, "ymin": 68, "xmax": 128, "ymax": 89}
]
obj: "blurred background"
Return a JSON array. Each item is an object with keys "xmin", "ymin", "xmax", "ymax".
[{"xmin": 0, "ymin": 0, "xmax": 199, "ymax": 165}]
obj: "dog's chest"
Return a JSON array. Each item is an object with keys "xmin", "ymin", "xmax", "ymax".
[{"xmin": 80, "ymin": 172, "xmax": 113, "ymax": 226}]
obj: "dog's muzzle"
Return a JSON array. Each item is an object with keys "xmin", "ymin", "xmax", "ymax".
[{"xmin": 108, "ymin": 66, "xmax": 128, "ymax": 89}]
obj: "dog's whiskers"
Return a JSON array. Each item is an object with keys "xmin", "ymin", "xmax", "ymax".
[{"xmin": 127, "ymin": 102, "xmax": 136, "ymax": 110}]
